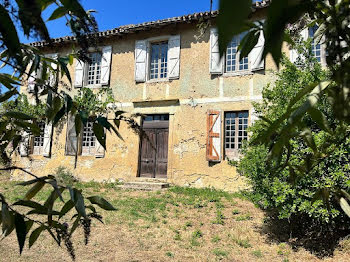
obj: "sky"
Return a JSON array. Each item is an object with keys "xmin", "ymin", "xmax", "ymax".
[{"xmin": 20, "ymin": 0, "xmax": 221, "ymax": 43}]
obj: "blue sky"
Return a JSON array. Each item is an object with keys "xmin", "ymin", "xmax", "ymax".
[{"xmin": 21, "ymin": 0, "xmax": 220, "ymax": 43}]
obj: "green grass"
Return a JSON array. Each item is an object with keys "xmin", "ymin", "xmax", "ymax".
[
  {"xmin": 233, "ymin": 238, "xmax": 251, "ymax": 248},
  {"xmin": 212, "ymin": 248, "xmax": 228, "ymax": 257},
  {"xmin": 211, "ymin": 235, "xmax": 221, "ymax": 243},
  {"xmin": 235, "ymin": 213, "xmax": 252, "ymax": 221},
  {"xmin": 190, "ymin": 229, "xmax": 203, "ymax": 246},
  {"xmin": 252, "ymin": 250, "xmax": 263, "ymax": 258}
]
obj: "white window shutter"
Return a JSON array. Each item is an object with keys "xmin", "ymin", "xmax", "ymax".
[
  {"xmin": 249, "ymin": 30, "xmax": 265, "ymax": 71},
  {"xmin": 43, "ymin": 122, "xmax": 53, "ymax": 157},
  {"xmin": 65, "ymin": 114, "xmax": 78, "ymax": 155},
  {"xmin": 206, "ymin": 110, "xmax": 222, "ymax": 162},
  {"xmin": 95, "ymin": 135, "xmax": 105, "ymax": 158},
  {"xmin": 19, "ymin": 131, "xmax": 30, "ymax": 157},
  {"xmin": 290, "ymin": 28, "xmax": 309, "ymax": 64},
  {"xmin": 74, "ymin": 59, "xmax": 85, "ymax": 87},
  {"xmin": 101, "ymin": 46, "xmax": 112, "ymax": 85},
  {"xmin": 168, "ymin": 35, "xmax": 181, "ymax": 79},
  {"xmin": 209, "ymin": 28, "xmax": 223, "ymax": 74},
  {"xmin": 135, "ymin": 40, "xmax": 147, "ymax": 82}
]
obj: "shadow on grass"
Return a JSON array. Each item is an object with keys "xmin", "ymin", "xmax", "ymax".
[{"xmin": 260, "ymin": 211, "xmax": 350, "ymax": 258}]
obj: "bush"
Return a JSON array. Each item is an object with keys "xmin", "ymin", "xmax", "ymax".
[
  {"xmin": 238, "ymin": 45, "xmax": 350, "ymax": 224},
  {"xmin": 54, "ymin": 166, "xmax": 78, "ymax": 186}
]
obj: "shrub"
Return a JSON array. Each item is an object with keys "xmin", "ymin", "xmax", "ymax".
[
  {"xmin": 238, "ymin": 47, "xmax": 350, "ymax": 224},
  {"xmin": 54, "ymin": 166, "xmax": 78, "ymax": 186}
]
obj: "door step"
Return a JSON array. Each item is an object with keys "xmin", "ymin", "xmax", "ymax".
[{"xmin": 120, "ymin": 181, "xmax": 169, "ymax": 191}]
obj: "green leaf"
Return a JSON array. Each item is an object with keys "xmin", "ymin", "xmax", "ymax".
[
  {"xmin": 307, "ymin": 107, "xmax": 331, "ymax": 133},
  {"xmin": 29, "ymin": 225, "xmax": 45, "ymax": 248},
  {"xmin": 218, "ymin": 0, "xmax": 251, "ymax": 56},
  {"xmin": 69, "ymin": 188, "xmax": 87, "ymax": 218},
  {"xmin": 47, "ymin": 6, "xmax": 67, "ymax": 21},
  {"xmin": 14, "ymin": 213, "xmax": 27, "ymax": 254},
  {"xmin": 0, "ymin": 4, "xmax": 21, "ymax": 64},
  {"xmin": 93, "ymin": 122, "xmax": 106, "ymax": 149},
  {"xmin": 59, "ymin": 200, "xmax": 75, "ymax": 219},
  {"xmin": 53, "ymin": 104, "xmax": 66, "ymax": 127},
  {"xmin": 87, "ymin": 196, "xmax": 116, "ymax": 211},
  {"xmin": 238, "ymin": 28, "xmax": 260, "ymax": 60},
  {"xmin": 1, "ymin": 202, "xmax": 13, "ymax": 236},
  {"xmin": 24, "ymin": 181, "xmax": 45, "ymax": 201},
  {"xmin": 58, "ymin": 57, "xmax": 72, "ymax": 84},
  {"xmin": 13, "ymin": 200, "xmax": 48, "ymax": 214},
  {"xmin": 75, "ymin": 113, "xmax": 82, "ymax": 137},
  {"xmin": 17, "ymin": 178, "xmax": 46, "ymax": 186},
  {"xmin": 339, "ymin": 197, "xmax": 350, "ymax": 218},
  {"xmin": 0, "ymin": 89, "xmax": 18, "ymax": 102},
  {"xmin": 263, "ymin": 0, "xmax": 306, "ymax": 66},
  {"xmin": 70, "ymin": 214, "xmax": 81, "ymax": 235},
  {"xmin": 4, "ymin": 111, "xmax": 34, "ymax": 120}
]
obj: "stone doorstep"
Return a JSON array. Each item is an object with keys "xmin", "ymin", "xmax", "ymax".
[{"xmin": 119, "ymin": 181, "xmax": 170, "ymax": 191}]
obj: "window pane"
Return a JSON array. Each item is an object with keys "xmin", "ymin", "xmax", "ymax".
[
  {"xmin": 150, "ymin": 42, "xmax": 168, "ymax": 80},
  {"xmin": 224, "ymin": 111, "xmax": 249, "ymax": 153},
  {"xmin": 225, "ymin": 33, "xmax": 248, "ymax": 73}
]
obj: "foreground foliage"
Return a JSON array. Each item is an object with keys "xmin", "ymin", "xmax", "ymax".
[
  {"xmin": 239, "ymin": 43, "xmax": 350, "ymax": 225},
  {"xmin": 218, "ymin": 0, "xmax": 350, "ymax": 218},
  {"xmin": 0, "ymin": 1, "xmax": 120, "ymax": 259}
]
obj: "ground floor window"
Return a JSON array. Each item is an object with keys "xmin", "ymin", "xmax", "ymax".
[
  {"xmin": 82, "ymin": 121, "xmax": 96, "ymax": 156},
  {"xmin": 224, "ymin": 111, "xmax": 249, "ymax": 158},
  {"xmin": 32, "ymin": 122, "xmax": 45, "ymax": 155}
]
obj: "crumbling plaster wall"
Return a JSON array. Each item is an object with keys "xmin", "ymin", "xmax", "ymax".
[{"xmin": 13, "ymin": 21, "xmax": 287, "ymax": 191}]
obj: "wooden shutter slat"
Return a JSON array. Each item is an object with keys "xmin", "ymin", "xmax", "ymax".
[{"xmin": 206, "ymin": 110, "xmax": 222, "ymax": 162}]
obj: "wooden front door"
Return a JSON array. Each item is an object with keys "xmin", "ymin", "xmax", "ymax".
[{"xmin": 139, "ymin": 115, "xmax": 169, "ymax": 179}]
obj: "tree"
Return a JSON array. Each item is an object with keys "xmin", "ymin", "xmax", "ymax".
[
  {"xmin": 0, "ymin": 1, "xmax": 121, "ymax": 259},
  {"xmin": 218, "ymin": 0, "xmax": 350, "ymax": 218}
]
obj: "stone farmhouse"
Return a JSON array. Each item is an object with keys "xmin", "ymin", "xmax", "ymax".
[{"xmin": 13, "ymin": 1, "xmax": 325, "ymax": 191}]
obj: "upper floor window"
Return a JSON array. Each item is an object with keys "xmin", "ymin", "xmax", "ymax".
[
  {"xmin": 225, "ymin": 33, "xmax": 249, "ymax": 73},
  {"xmin": 73, "ymin": 46, "xmax": 112, "ymax": 88},
  {"xmin": 86, "ymin": 52, "xmax": 102, "ymax": 85},
  {"xmin": 150, "ymin": 42, "xmax": 168, "ymax": 80},
  {"xmin": 309, "ymin": 26, "xmax": 321, "ymax": 62},
  {"xmin": 135, "ymin": 35, "xmax": 180, "ymax": 82},
  {"xmin": 209, "ymin": 28, "xmax": 265, "ymax": 75}
]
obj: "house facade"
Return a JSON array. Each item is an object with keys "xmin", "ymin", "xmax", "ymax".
[{"xmin": 12, "ymin": 2, "xmax": 325, "ymax": 191}]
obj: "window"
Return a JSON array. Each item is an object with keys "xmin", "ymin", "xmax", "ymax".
[
  {"xmin": 81, "ymin": 121, "xmax": 96, "ymax": 156},
  {"xmin": 144, "ymin": 114, "xmax": 169, "ymax": 121},
  {"xmin": 86, "ymin": 52, "xmax": 102, "ymax": 85},
  {"xmin": 224, "ymin": 111, "xmax": 249, "ymax": 157},
  {"xmin": 225, "ymin": 33, "xmax": 249, "ymax": 73},
  {"xmin": 309, "ymin": 26, "xmax": 321, "ymax": 62},
  {"xmin": 149, "ymin": 42, "xmax": 168, "ymax": 80},
  {"xmin": 32, "ymin": 122, "xmax": 45, "ymax": 155}
]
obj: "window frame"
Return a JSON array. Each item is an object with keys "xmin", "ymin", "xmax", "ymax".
[
  {"xmin": 32, "ymin": 122, "xmax": 46, "ymax": 155},
  {"xmin": 145, "ymin": 35, "xmax": 171, "ymax": 83},
  {"xmin": 83, "ymin": 51, "xmax": 103, "ymax": 88},
  {"xmin": 223, "ymin": 33, "xmax": 252, "ymax": 76},
  {"xmin": 81, "ymin": 121, "xmax": 96, "ymax": 156},
  {"xmin": 223, "ymin": 111, "xmax": 249, "ymax": 159}
]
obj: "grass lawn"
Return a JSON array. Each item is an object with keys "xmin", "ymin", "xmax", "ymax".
[{"xmin": 0, "ymin": 174, "xmax": 349, "ymax": 262}]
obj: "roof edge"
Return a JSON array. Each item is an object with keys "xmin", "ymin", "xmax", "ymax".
[{"xmin": 29, "ymin": 0, "xmax": 270, "ymax": 48}]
